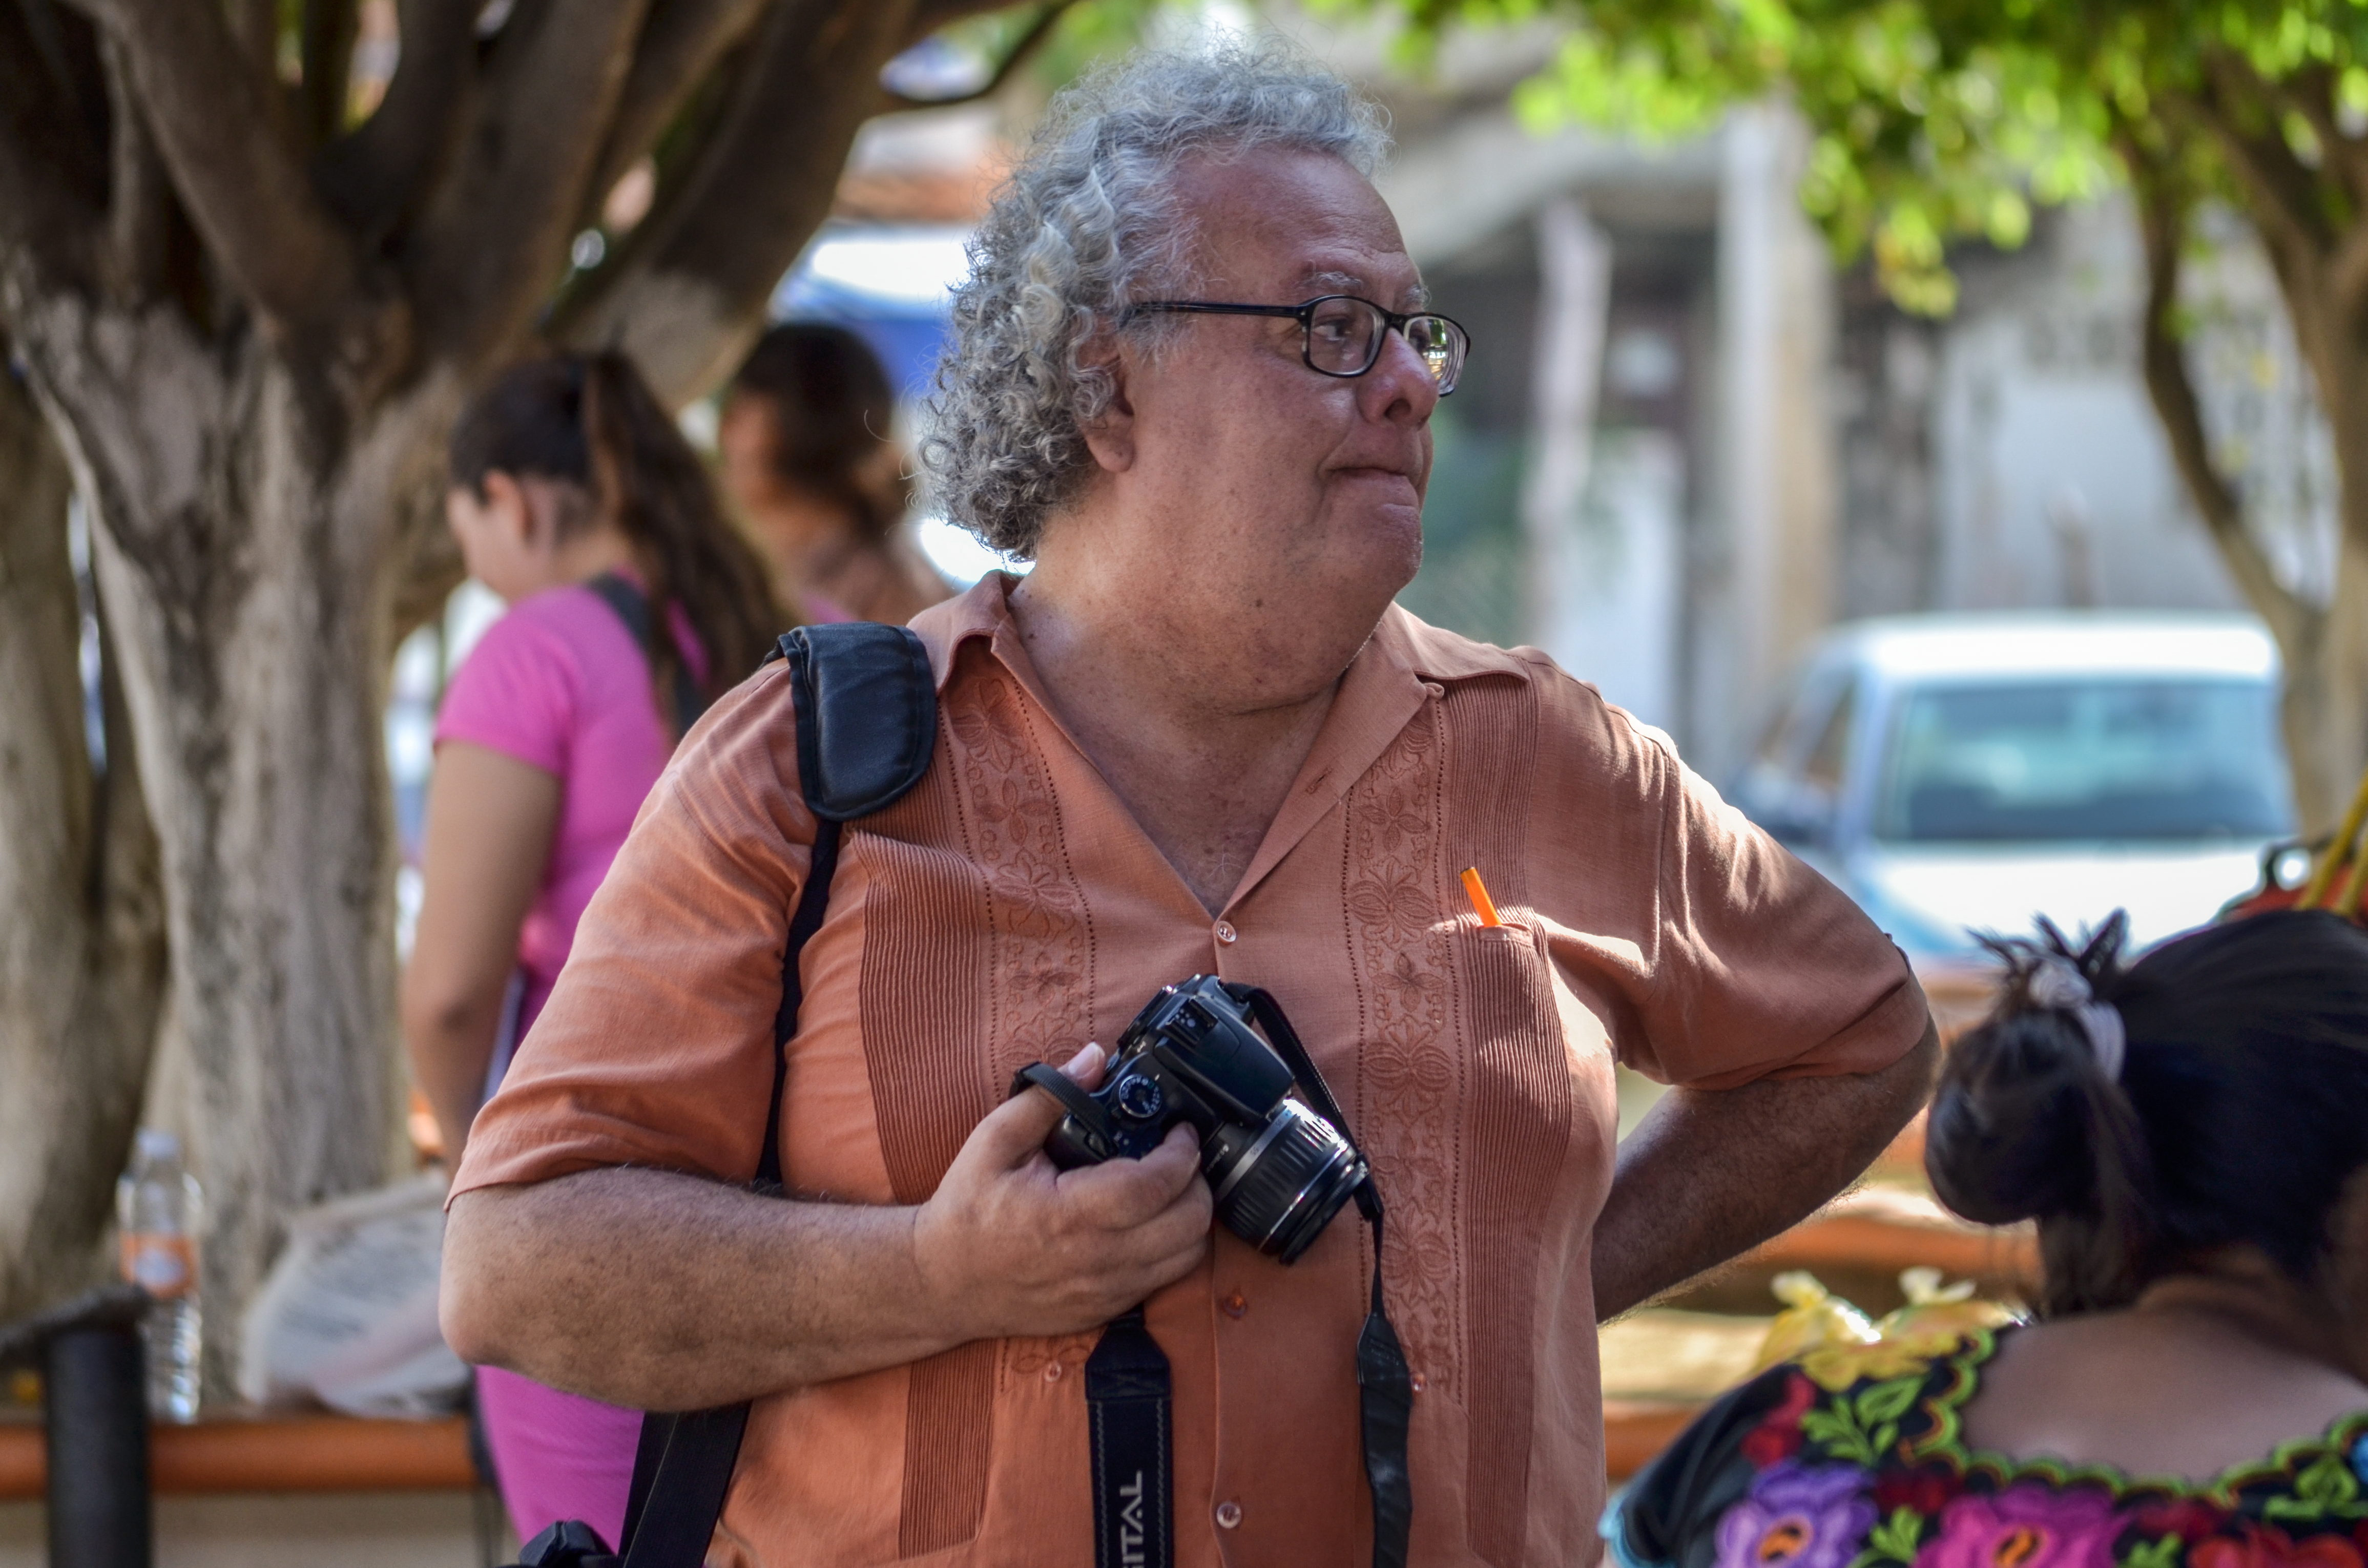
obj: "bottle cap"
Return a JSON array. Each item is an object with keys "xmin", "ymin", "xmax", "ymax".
[{"xmin": 135, "ymin": 1128, "xmax": 182, "ymax": 1163}]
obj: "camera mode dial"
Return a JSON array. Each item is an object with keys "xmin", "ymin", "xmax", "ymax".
[{"xmin": 1113, "ymin": 1074, "xmax": 1167, "ymax": 1122}]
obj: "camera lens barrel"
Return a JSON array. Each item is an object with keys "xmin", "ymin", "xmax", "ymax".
[{"xmin": 1206, "ymin": 1099, "xmax": 1367, "ymax": 1263}]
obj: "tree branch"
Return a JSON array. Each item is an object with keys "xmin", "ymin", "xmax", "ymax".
[
  {"xmin": 60, "ymin": 0, "xmax": 364, "ymax": 336},
  {"xmin": 0, "ymin": 1, "xmax": 106, "ymax": 295},
  {"xmin": 581, "ymin": 0, "xmax": 770, "ymax": 218},
  {"xmin": 2128, "ymin": 152, "xmax": 2312, "ymax": 652},
  {"xmin": 18, "ymin": 0, "xmax": 112, "ymax": 152},
  {"xmin": 98, "ymin": 37, "xmax": 169, "ymax": 305},
  {"xmin": 903, "ymin": 0, "xmax": 1041, "ymax": 36},
  {"xmin": 2274, "ymin": 63, "xmax": 2368, "ymax": 216},
  {"xmin": 2194, "ymin": 52, "xmax": 2339, "ymax": 262},
  {"xmin": 299, "ymin": 0, "xmax": 363, "ymax": 150},
  {"xmin": 224, "ymin": 0, "xmax": 284, "ymax": 119},
  {"xmin": 313, "ymin": 0, "xmax": 479, "ymax": 241},
  {"xmin": 552, "ymin": 0, "xmax": 927, "ymax": 403},
  {"xmin": 409, "ymin": 0, "xmax": 654, "ymax": 369},
  {"xmin": 878, "ymin": 0, "xmax": 1073, "ymax": 112}
]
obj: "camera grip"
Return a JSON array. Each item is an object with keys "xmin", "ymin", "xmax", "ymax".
[{"xmin": 1010, "ymin": 1062, "xmax": 1119, "ymax": 1169}]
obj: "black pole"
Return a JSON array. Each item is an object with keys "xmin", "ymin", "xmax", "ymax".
[{"xmin": 43, "ymin": 1320, "xmax": 152, "ymax": 1568}]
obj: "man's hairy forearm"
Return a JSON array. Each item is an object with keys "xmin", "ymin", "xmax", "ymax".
[
  {"xmin": 442, "ymin": 1070, "xmax": 1216, "ymax": 1411},
  {"xmin": 1590, "ymin": 1019, "xmax": 1939, "ymax": 1321},
  {"xmin": 442, "ymin": 1168, "xmax": 955, "ymax": 1409}
]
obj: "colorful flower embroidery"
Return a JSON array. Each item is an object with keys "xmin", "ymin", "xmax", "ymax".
[
  {"xmin": 2191, "ymin": 1525, "xmax": 2365, "ymax": 1568},
  {"xmin": 1609, "ymin": 1316, "xmax": 2368, "ymax": 1568},
  {"xmin": 1716, "ymin": 1464, "xmax": 1880, "ymax": 1568},
  {"xmin": 1875, "ymin": 1469, "xmax": 1964, "ymax": 1520},
  {"xmin": 2136, "ymin": 1499, "xmax": 2234, "ymax": 1544},
  {"xmin": 1921, "ymin": 1485, "xmax": 2127, "ymax": 1568},
  {"xmin": 1745, "ymin": 1376, "xmax": 1818, "ymax": 1468}
]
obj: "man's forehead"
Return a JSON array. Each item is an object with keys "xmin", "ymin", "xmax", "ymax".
[{"xmin": 1174, "ymin": 148, "xmax": 1423, "ymax": 304}]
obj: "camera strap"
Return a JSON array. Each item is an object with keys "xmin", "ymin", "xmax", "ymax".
[
  {"xmin": 1085, "ymin": 1307, "xmax": 1175, "ymax": 1568},
  {"xmin": 609, "ymin": 623, "xmax": 937, "ymax": 1568},
  {"xmin": 1237, "ymin": 986, "xmax": 1414, "ymax": 1568},
  {"xmin": 1069, "ymin": 990, "xmax": 1413, "ymax": 1568}
]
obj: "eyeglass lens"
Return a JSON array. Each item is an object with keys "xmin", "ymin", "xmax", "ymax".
[{"xmin": 1306, "ymin": 298, "xmax": 1465, "ymax": 391}]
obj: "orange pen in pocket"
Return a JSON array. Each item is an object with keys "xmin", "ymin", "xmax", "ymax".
[{"xmin": 1459, "ymin": 866, "xmax": 1503, "ymax": 928}]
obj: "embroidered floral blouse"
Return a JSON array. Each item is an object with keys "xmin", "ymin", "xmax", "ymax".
[{"xmin": 1607, "ymin": 1327, "xmax": 2368, "ymax": 1568}]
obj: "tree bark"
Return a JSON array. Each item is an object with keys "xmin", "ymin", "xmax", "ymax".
[
  {"xmin": 0, "ymin": 360, "xmax": 167, "ymax": 1323},
  {"xmin": 2128, "ymin": 160, "xmax": 2368, "ymax": 835},
  {"xmin": 4, "ymin": 0, "xmax": 1025, "ymax": 1394},
  {"xmin": 16, "ymin": 295, "xmax": 465, "ymax": 1389}
]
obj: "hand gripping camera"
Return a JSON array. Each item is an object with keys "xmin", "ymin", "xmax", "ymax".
[{"xmin": 1011, "ymin": 976, "xmax": 1367, "ymax": 1264}]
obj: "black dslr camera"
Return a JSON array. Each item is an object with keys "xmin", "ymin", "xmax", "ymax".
[{"xmin": 1014, "ymin": 976, "xmax": 1366, "ymax": 1264}]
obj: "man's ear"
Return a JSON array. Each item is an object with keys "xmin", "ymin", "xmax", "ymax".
[{"xmin": 1077, "ymin": 334, "xmax": 1137, "ymax": 474}]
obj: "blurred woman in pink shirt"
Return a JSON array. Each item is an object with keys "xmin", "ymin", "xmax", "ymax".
[{"xmin": 403, "ymin": 350, "xmax": 782, "ymax": 1548}]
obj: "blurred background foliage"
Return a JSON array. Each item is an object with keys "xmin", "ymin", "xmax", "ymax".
[{"xmin": 1316, "ymin": 0, "xmax": 2368, "ymax": 317}]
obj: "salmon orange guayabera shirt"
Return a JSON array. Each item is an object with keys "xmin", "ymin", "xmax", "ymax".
[{"xmin": 452, "ymin": 574, "xmax": 1928, "ymax": 1568}]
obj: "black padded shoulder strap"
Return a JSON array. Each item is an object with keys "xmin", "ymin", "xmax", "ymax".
[
  {"xmin": 766, "ymin": 622, "xmax": 937, "ymax": 821},
  {"xmin": 617, "ymin": 622, "xmax": 935, "ymax": 1568}
]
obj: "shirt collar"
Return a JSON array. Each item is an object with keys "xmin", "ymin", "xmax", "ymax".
[
  {"xmin": 907, "ymin": 571, "xmax": 1536, "ymax": 693},
  {"xmin": 909, "ymin": 574, "xmax": 1535, "ymax": 912},
  {"xmin": 907, "ymin": 571, "xmax": 1015, "ymax": 693}
]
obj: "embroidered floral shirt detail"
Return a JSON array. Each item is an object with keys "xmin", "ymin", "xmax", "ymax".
[{"xmin": 1609, "ymin": 1330, "xmax": 2368, "ymax": 1568}]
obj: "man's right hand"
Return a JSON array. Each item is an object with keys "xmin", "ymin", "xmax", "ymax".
[{"xmin": 913, "ymin": 1043, "xmax": 1214, "ymax": 1341}]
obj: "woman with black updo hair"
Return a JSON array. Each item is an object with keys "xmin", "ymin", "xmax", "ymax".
[{"xmin": 1608, "ymin": 909, "xmax": 2368, "ymax": 1568}]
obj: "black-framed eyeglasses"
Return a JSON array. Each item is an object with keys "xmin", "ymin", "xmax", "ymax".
[{"xmin": 1123, "ymin": 295, "xmax": 1470, "ymax": 394}]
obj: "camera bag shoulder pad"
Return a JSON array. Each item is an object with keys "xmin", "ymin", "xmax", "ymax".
[{"xmin": 766, "ymin": 622, "xmax": 937, "ymax": 821}]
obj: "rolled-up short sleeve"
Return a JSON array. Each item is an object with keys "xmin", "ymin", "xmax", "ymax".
[
  {"xmin": 447, "ymin": 662, "xmax": 818, "ymax": 1197},
  {"xmin": 1535, "ymin": 673, "xmax": 1927, "ymax": 1092}
]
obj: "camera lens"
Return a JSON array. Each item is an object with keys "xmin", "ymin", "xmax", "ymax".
[{"xmin": 1205, "ymin": 1100, "xmax": 1366, "ymax": 1263}]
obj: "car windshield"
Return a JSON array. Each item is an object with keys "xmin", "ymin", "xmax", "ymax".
[{"xmin": 1874, "ymin": 678, "xmax": 2293, "ymax": 844}]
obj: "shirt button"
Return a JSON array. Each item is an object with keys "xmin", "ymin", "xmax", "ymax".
[
  {"xmin": 1221, "ymin": 1291, "xmax": 1247, "ymax": 1319},
  {"xmin": 1213, "ymin": 920, "xmax": 1238, "ymax": 945},
  {"xmin": 1215, "ymin": 1501, "xmax": 1243, "ymax": 1530},
  {"xmin": 1042, "ymin": 1361, "xmax": 1063, "ymax": 1383}
]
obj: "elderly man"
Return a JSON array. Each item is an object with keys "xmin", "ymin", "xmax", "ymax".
[{"xmin": 442, "ymin": 44, "xmax": 1936, "ymax": 1568}]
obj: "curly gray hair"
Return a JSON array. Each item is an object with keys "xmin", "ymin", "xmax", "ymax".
[{"xmin": 920, "ymin": 42, "xmax": 1391, "ymax": 557}]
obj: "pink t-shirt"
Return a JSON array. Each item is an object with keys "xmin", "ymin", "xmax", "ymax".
[
  {"xmin": 434, "ymin": 580, "xmax": 708, "ymax": 1046},
  {"xmin": 433, "ymin": 578, "xmax": 708, "ymax": 1548}
]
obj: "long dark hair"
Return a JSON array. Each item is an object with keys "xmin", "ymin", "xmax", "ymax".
[
  {"xmin": 449, "ymin": 351, "xmax": 785, "ymax": 727},
  {"xmin": 728, "ymin": 322, "xmax": 907, "ymax": 545},
  {"xmin": 1927, "ymin": 909, "xmax": 2368, "ymax": 1316}
]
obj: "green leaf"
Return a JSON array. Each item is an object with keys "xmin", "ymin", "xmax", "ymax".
[
  {"xmin": 2120, "ymin": 1535, "xmax": 2184, "ymax": 1568},
  {"xmin": 2265, "ymin": 1452, "xmax": 2364, "ymax": 1521},
  {"xmin": 1871, "ymin": 1507, "xmax": 1926, "ymax": 1563},
  {"xmin": 1856, "ymin": 1377, "xmax": 1924, "ymax": 1426},
  {"xmin": 1799, "ymin": 1404, "xmax": 1879, "ymax": 1465}
]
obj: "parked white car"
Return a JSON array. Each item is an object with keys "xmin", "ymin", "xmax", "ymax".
[{"xmin": 1730, "ymin": 614, "xmax": 2294, "ymax": 960}]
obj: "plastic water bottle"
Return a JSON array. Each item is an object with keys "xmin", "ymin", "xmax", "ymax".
[{"xmin": 116, "ymin": 1128, "xmax": 202, "ymax": 1422}]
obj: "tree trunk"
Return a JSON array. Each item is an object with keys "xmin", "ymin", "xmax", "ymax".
[
  {"xmin": 2289, "ymin": 487, "xmax": 2368, "ymax": 837},
  {"xmin": 2129, "ymin": 172, "xmax": 2368, "ymax": 837},
  {"xmin": 23, "ymin": 300, "xmax": 459, "ymax": 1392},
  {"xmin": 0, "ymin": 362, "xmax": 168, "ymax": 1323}
]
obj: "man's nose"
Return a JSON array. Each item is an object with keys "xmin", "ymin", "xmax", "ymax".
[{"xmin": 1356, "ymin": 326, "xmax": 1444, "ymax": 426}]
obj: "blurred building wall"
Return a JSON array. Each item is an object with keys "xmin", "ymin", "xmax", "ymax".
[
  {"xmin": 1377, "ymin": 98, "xmax": 1840, "ymax": 777},
  {"xmin": 1837, "ymin": 196, "xmax": 2251, "ymax": 623}
]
